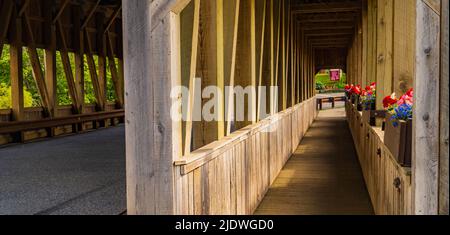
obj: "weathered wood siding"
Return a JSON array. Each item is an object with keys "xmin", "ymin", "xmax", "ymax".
[
  {"xmin": 174, "ymin": 98, "xmax": 317, "ymax": 215},
  {"xmin": 346, "ymin": 102, "xmax": 413, "ymax": 215}
]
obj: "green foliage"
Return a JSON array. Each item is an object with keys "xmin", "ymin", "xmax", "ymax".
[
  {"xmin": 0, "ymin": 83, "xmax": 33, "ymax": 109},
  {"xmin": 316, "ymin": 80, "xmax": 325, "ymax": 90},
  {"xmin": 315, "ymin": 70, "xmax": 347, "ymax": 91},
  {"xmin": 0, "ymin": 44, "xmax": 118, "ymax": 109}
]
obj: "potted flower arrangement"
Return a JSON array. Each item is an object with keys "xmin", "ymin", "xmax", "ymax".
[
  {"xmin": 383, "ymin": 89, "xmax": 413, "ymax": 167},
  {"xmin": 361, "ymin": 83, "xmax": 385, "ymax": 126},
  {"xmin": 345, "ymin": 84, "xmax": 353, "ymax": 100},
  {"xmin": 354, "ymin": 85, "xmax": 364, "ymax": 111},
  {"xmin": 345, "ymin": 84, "xmax": 362, "ymax": 105}
]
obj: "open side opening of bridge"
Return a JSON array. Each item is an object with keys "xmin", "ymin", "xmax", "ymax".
[{"xmin": 0, "ymin": 0, "xmax": 448, "ymax": 215}]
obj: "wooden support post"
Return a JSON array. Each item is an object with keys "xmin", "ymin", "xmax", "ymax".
[
  {"xmin": 235, "ymin": 0, "xmax": 257, "ymax": 129},
  {"xmin": 274, "ymin": 0, "xmax": 281, "ymax": 113},
  {"xmin": 376, "ymin": 0, "xmax": 393, "ymax": 109},
  {"xmin": 280, "ymin": 0, "xmax": 286, "ymax": 111},
  {"xmin": 440, "ymin": 0, "xmax": 449, "ymax": 216},
  {"xmin": 256, "ymin": 0, "xmax": 267, "ymax": 121},
  {"xmin": 122, "ymin": 0, "xmax": 183, "ymax": 215},
  {"xmin": 413, "ymin": 0, "xmax": 440, "ymax": 215},
  {"xmin": 10, "ymin": 16, "xmax": 24, "ymax": 121},
  {"xmin": 182, "ymin": 0, "xmax": 201, "ymax": 155},
  {"xmin": 44, "ymin": 0, "xmax": 57, "ymax": 117},
  {"xmin": 362, "ymin": 0, "xmax": 368, "ymax": 86},
  {"xmin": 193, "ymin": 0, "xmax": 222, "ymax": 149},
  {"xmin": 224, "ymin": 0, "xmax": 240, "ymax": 136},
  {"xmin": 269, "ymin": 0, "xmax": 275, "ymax": 114},
  {"xmin": 74, "ymin": 5, "xmax": 85, "ymax": 113},
  {"xmin": 392, "ymin": 0, "xmax": 416, "ymax": 95}
]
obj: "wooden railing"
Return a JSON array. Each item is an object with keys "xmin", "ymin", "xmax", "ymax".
[
  {"xmin": 345, "ymin": 101, "xmax": 412, "ymax": 215},
  {"xmin": 173, "ymin": 98, "xmax": 318, "ymax": 215},
  {"xmin": 316, "ymin": 96, "xmax": 346, "ymax": 110},
  {"xmin": 0, "ymin": 110, "xmax": 124, "ymax": 144}
]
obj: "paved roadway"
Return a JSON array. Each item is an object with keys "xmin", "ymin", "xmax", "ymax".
[{"xmin": 0, "ymin": 126, "xmax": 126, "ymax": 215}]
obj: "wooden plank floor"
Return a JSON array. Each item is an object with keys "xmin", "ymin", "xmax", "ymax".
[{"xmin": 255, "ymin": 108, "xmax": 374, "ymax": 215}]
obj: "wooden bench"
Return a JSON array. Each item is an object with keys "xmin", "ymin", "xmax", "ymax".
[
  {"xmin": 0, "ymin": 110, "xmax": 125, "ymax": 143},
  {"xmin": 317, "ymin": 96, "xmax": 346, "ymax": 110}
]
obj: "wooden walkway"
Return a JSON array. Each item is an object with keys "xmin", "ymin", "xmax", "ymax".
[{"xmin": 255, "ymin": 108, "xmax": 374, "ymax": 215}]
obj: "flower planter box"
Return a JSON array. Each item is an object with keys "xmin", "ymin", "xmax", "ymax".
[
  {"xmin": 384, "ymin": 113, "xmax": 412, "ymax": 167},
  {"xmin": 357, "ymin": 103, "xmax": 363, "ymax": 111},
  {"xmin": 351, "ymin": 94, "xmax": 359, "ymax": 105},
  {"xmin": 362, "ymin": 110, "xmax": 386, "ymax": 126}
]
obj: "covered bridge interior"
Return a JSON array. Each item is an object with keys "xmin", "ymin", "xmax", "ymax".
[{"xmin": 0, "ymin": 0, "xmax": 448, "ymax": 215}]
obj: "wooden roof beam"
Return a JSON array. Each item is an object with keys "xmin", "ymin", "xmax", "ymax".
[
  {"xmin": 296, "ymin": 12, "xmax": 357, "ymax": 23},
  {"xmin": 303, "ymin": 29, "xmax": 354, "ymax": 37},
  {"xmin": 291, "ymin": 1, "xmax": 361, "ymax": 14}
]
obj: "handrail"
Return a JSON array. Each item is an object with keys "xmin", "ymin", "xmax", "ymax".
[
  {"xmin": 349, "ymin": 104, "xmax": 412, "ymax": 176},
  {"xmin": 0, "ymin": 110, "xmax": 125, "ymax": 134},
  {"xmin": 174, "ymin": 98, "xmax": 315, "ymax": 175}
]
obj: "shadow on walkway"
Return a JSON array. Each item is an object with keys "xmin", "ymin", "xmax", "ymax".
[{"xmin": 255, "ymin": 108, "xmax": 374, "ymax": 215}]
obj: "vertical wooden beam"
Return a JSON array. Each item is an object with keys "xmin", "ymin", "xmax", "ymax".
[
  {"xmin": 392, "ymin": 0, "xmax": 416, "ymax": 95},
  {"xmin": 44, "ymin": 0, "xmax": 57, "ymax": 117},
  {"xmin": 183, "ymin": 0, "xmax": 201, "ymax": 155},
  {"xmin": 193, "ymin": 0, "xmax": 223, "ymax": 149},
  {"xmin": 235, "ymin": 0, "xmax": 256, "ymax": 129},
  {"xmin": 440, "ymin": 0, "xmax": 449, "ymax": 216},
  {"xmin": 280, "ymin": 0, "xmax": 286, "ymax": 110},
  {"xmin": 10, "ymin": 15, "xmax": 24, "ymax": 121},
  {"xmin": 269, "ymin": 0, "xmax": 275, "ymax": 114},
  {"xmin": 249, "ymin": 0, "xmax": 257, "ymax": 122},
  {"xmin": 362, "ymin": 0, "xmax": 368, "ymax": 86},
  {"xmin": 273, "ymin": 0, "xmax": 281, "ymax": 113},
  {"xmin": 74, "ymin": 5, "xmax": 85, "ymax": 112},
  {"xmin": 123, "ymin": 0, "xmax": 181, "ymax": 215},
  {"xmin": 224, "ymin": 0, "xmax": 240, "ymax": 135},
  {"xmin": 413, "ymin": 0, "xmax": 440, "ymax": 215},
  {"xmin": 376, "ymin": 0, "xmax": 393, "ymax": 109},
  {"xmin": 216, "ymin": 0, "xmax": 225, "ymax": 139},
  {"xmin": 256, "ymin": 0, "xmax": 267, "ymax": 121},
  {"xmin": 96, "ymin": 13, "xmax": 107, "ymax": 105}
]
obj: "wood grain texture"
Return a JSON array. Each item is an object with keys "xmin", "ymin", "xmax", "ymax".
[
  {"xmin": 439, "ymin": 0, "xmax": 449, "ymax": 215},
  {"xmin": 175, "ymin": 98, "xmax": 318, "ymax": 215},
  {"xmin": 346, "ymin": 103, "xmax": 413, "ymax": 215},
  {"xmin": 256, "ymin": 108, "xmax": 374, "ymax": 215},
  {"xmin": 413, "ymin": 0, "xmax": 440, "ymax": 215},
  {"xmin": 123, "ymin": 0, "xmax": 178, "ymax": 215}
]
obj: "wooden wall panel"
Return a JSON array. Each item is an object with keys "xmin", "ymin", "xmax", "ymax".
[
  {"xmin": 346, "ymin": 102, "xmax": 413, "ymax": 215},
  {"xmin": 175, "ymin": 98, "xmax": 318, "ymax": 215}
]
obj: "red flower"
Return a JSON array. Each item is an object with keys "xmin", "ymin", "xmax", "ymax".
[
  {"xmin": 398, "ymin": 88, "xmax": 414, "ymax": 106},
  {"xmin": 361, "ymin": 89, "xmax": 367, "ymax": 96},
  {"xmin": 406, "ymin": 88, "xmax": 414, "ymax": 98},
  {"xmin": 383, "ymin": 94, "xmax": 398, "ymax": 108}
]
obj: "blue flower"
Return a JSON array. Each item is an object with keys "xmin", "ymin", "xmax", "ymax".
[{"xmin": 390, "ymin": 103, "xmax": 413, "ymax": 125}]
